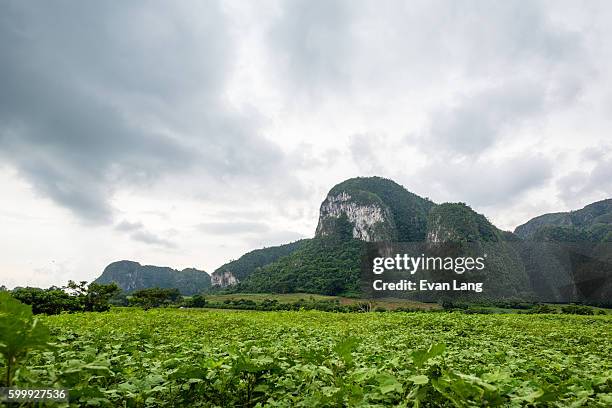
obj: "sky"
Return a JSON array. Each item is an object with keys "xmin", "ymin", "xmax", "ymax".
[{"xmin": 2, "ymin": 0, "xmax": 612, "ymax": 288}]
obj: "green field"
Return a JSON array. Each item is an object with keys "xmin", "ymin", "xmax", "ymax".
[
  {"xmin": 12, "ymin": 308, "xmax": 611, "ymax": 406},
  {"xmin": 204, "ymin": 292, "xmax": 341, "ymax": 303},
  {"xmin": 203, "ymin": 292, "xmax": 442, "ymax": 311}
]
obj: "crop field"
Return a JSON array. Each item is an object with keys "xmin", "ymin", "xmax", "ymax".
[
  {"xmin": 202, "ymin": 293, "xmax": 441, "ymax": 311},
  {"xmin": 14, "ymin": 309, "xmax": 612, "ymax": 407},
  {"xmin": 203, "ymin": 292, "xmax": 341, "ymax": 304}
]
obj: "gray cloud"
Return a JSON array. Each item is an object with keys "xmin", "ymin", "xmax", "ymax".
[
  {"xmin": 115, "ymin": 220, "xmax": 144, "ymax": 232},
  {"xmin": 418, "ymin": 83, "xmax": 547, "ymax": 157},
  {"xmin": 243, "ymin": 230, "xmax": 306, "ymax": 247},
  {"xmin": 268, "ymin": 1, "xmax": 586, "ymax": 95},
  {"xmin": 0, "ymin": 1, "xmax": 292, "ymax": 224},
  {"xmin": 269, "ymin": 0, "xmax": 353, "ymax": 94},
  {"xmin": 409, "ymin": 154, "xmax": 553, "ymax": 207},
  {"xmin": 114, "ymin": 219, "xmax": 174, "ymax": 248},
  {"xmin": 197, "ymin": 221, "xmax": 305, "ymax": 248},
  {"xmin": 130, "ymin": 230, "xmax": 175, "ymax": 249},
  {"xmin": 348, "ymin": 133, "xmax": 385, "ymax": 175},
  {"xmin": 198, "ymin": 221, "xmax": 271, "ymax": 235},
  {"xmin": 557, "ymin": 148, "xmax": 612, "ymax": 206},
  {"xmin": 270, "ymin": 0, "xmax": 590, "ymax": 164}
]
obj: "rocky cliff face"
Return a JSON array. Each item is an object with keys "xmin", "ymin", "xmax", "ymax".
[
  {"xmin": 426, "ymin": 222, "xmax": 457, "ymax": 243},
  {"xmin": 211, "ymin": 270, "xmax": 239, "ymax": 287},
  {"xmin": 315, "ymin": 191, "xmax": 396, "ymax": 241},
  {"xmin": 314, "ymin": 177, "xmax": 434, "ymax": 242}
]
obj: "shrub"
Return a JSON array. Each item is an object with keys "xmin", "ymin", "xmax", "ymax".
[
  {"xmin": 528, "ymin": 304, "xmax": 557, "ymax": 314},
  {"xmin": 186, "ymin": 294, "xmax": 207, "ymax": 308},
  {"xmin": 130, "ymin": 288, "xmax": 182, "ymax": 309},
  {"xmin": 561, "ymin": 304, "xmax": 594, "ymax": 315}
]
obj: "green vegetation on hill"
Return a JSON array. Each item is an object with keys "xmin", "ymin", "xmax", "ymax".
[
  {"xmin": 513, "ymin": 200, "xmax": 612, "ymax": 305},
  {"xmin": 94, "ymin": 261, "xmax": 210, "ymax": 295},
  {"xmin": 531, "ymin": 224, "xmax": 612, "ymax": 242},
  {"xmin": 234, "ymin": 236, "xmax": 363, "ymax": 296},
  {"xmin": 212, "ymin": 239, "xmax": 308, "ymax": 282},
  {"xmin": 515, "ymin": 198, "xmax": 612, "ymax": 240},
  {"xmin": 324, "ymin": 177, "xmax": 435, "ymax": 241},
  {"xmin": 426, "ymin": 202, "xmax": 500, "ymax": 242},
  {"xmin": 420, "ymin": 203, "xmax": 533, "ymax": 300}
]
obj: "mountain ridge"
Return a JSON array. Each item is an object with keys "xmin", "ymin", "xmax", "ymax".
[
  {"xmin": 94, "ymin": 260, "xmax": 211, "ymax": 295},
  {"xmin": 92, "ymin": 177, "xmax": 611, "ymax": 304},
  {"xmin": 515, "ymin": 198, "xmax": 612, "ymax": 241}
]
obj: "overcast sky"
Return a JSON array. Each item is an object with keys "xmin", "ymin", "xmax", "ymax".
[{"xmin": 2, "ymin": 0, "xmax": 612, "ymax": 288}]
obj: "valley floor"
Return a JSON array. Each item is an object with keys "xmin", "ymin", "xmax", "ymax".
[
  {"xmin": 203, "ymin": 292, "xmax": 442, "ymax": 311},
  {"xmin": 15, "ymin": 309, "xmax": 612, "ymax": 406}
]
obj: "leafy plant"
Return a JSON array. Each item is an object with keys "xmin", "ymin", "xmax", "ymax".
[
  {"xmin": 0, "ymin": 292, "xmax": 50, "ymax": 386},
  {"xmin": 12, "ymin": 307, "xmax": 612, "ymax": 406}
]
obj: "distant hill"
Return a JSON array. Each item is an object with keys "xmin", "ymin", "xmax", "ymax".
[
  {"xmin": 94, "ymin": 179, "xmax": 611, "ymax": 305},
  {"xmin": 94, "ymin": 261, "xmax": 210, "ymax": 295},
  {"xmin": 229, "ymin": 177, "xmax": 437, "ymax": 296},
  {"xmin": 423, "ymin": 202, "xmax": 531, "ymax": 299},
  {"xmin": 210, "ymin": 240, "xmax": 308, "ymax": 287},
  {"xmin": 514, "ymin": 199, "xmax": 612, "ymax": 304},
  {"xmin": 233, "ymin": 236, "xmax": 363, "ymax": 296},
  {"xmin": 230, "ymin": 178, "xmax": 531, "ymax": 298},
  {"xmin": 515, "ymin": 199, "xmax": 612, "ymax": 241}
]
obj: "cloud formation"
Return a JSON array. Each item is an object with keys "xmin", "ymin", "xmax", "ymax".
[
  {"xmin": 0, "ymin": 1, "xmax": 292, "ymax": 224},
  {"xmin": 557, "ymin": 147, "xmax": 612, "ymax": 207},
  {"xmin": 1, "ymin": 0, "xmax": 611, "ymax": 286},
  {"xmin": 413, "ymin": 154, "xmax": 553, "ymax": 207},
  {"xmin": 198, "ymin": 221, "xmax": 271, "ymax": 235},
  {"xmin": 115, "ymin": 220, "xmax": 174, "ymax": 248}
]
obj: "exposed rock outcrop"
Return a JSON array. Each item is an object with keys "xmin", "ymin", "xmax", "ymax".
[
  {"xmin": 315, "ymin": 177, "xmax": 434, "ymax": 242},
  {"xmin": 211, "ymin": 270, "xmax": 238, "ymax": 287},
  {"xmin": 315, "ymin": 191, "xmax": 396, "ymax": 241}
]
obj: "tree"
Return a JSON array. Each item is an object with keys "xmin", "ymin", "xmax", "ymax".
[
  {"xmin": 186, "ymin": 294, "xmax": 207, "ymax": 308},
  {"xmin": 83, "ymin": 282, "xmax": 120, "ymax": 312},
  {"xmin": 130, "ymin": 288, "xmax": 182, "ymax": 309},
  {"xmin": 11, "ymin": 281, "xmax": 121, "ymax": 315},
  {"xmin": 12, "ymin": 287, "xmax": 80, "ymax": 315}
]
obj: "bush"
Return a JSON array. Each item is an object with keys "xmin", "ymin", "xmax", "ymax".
[
  {"xmin": 186, "ymin": 294, "xmax": 207, "ymax": 308},
  {"xmin": 441, "ymin": 300, "xmax": 469, "ymax": 310},
  {"xmin": 130, "ymin": 288, "xmax": 182, "ymax": 309},
  {"xmin": 561, "ymin": 304, "xmax": 594, "ymax": 315},
  {"xmin": 528, "ymin": 304, "xmax": 557, "ymax": 314},
  {"xmin": 11, "ymin": 282, "xmax": 120, "ymax": 315}
]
